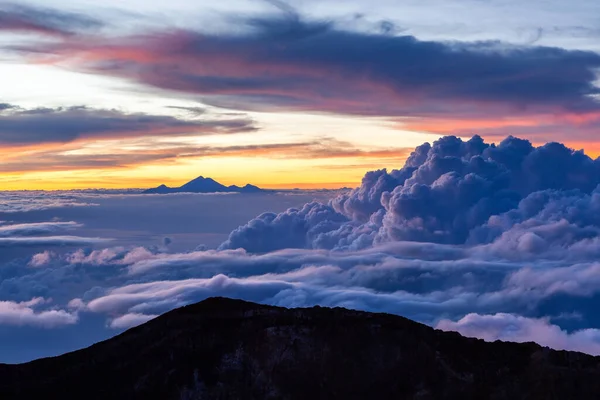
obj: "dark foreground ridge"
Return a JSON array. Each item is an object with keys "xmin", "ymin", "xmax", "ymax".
[
  {"xmin": 143, "ymin": 176, "xmax": 263, "ymax": 194},
  {"xmin": 1, "ymin": 298, "xmax": 600, "ymax": 399}
]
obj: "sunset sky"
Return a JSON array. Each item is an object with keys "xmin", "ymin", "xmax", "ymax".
[
  {"xmin": 7, "ymin": 0, "xmax": 600, "ymax": 364},
  {"xmin": 3, "ymin": 0, "xmax": 600, "ymax": 189}
]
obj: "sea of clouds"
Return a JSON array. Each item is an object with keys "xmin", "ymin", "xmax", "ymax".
[{"xmin": 3, "ymin": 135, "xmax": 600, "ymax": 362}]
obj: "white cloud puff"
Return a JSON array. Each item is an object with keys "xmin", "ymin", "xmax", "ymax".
[
  {"xmin": 437, "ymin": 313, "xmax": 600, "ymax": 355},
  {"xmin": 0, "ymin": 298, "xmax": 77, "ymax": 328}
]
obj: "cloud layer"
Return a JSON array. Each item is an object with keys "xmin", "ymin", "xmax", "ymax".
[
  {"xmin": 3, "ymin": 137, "xmax": 600, "ymax": 361},
  {"xmin": 0, "ymin": 105, "xmax": 255, "ymax": 145},
  {"xmin": 11, "ymin": 6, "xmax": 600, "ymax": 141},
  {"xmin": 0, "ymin": 298, "xmax": 77, "ymax": 328},
  {"xmin": 437, "ymin": 313, "xmax": 600, "ymax": 355},
  {"xmin": 0, "ymin": 4, "xmax": 102, "ymax": 37},
  {"xmin": 1, "ymin": 134, "xmax": 600, "ymax": 362}
]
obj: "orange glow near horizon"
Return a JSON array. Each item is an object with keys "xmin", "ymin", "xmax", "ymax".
[
  {"xmin": 0, "ymin": 171, "xmax": 363, "ymax": 191},
  {"xmin": 560, "ymin": 142, "xmax": 600, "ymax": 159},
  {"xmin": 5, "ymin": 24, "xmax": 600, "ymax": 192},
  {"xmin": 0, "ymin": 112, "xmax": 419, "ymax": 191},
  {"xmin": 0, "ymin": 153, "xmax": 406, "ymax": 190},
  {"xmin": 1, "ymin": 104, "xmax": 599, "ymax": 191},
  {"xmin": 2, "ymin": 134, "xmax": 600, "ymax": 191}
]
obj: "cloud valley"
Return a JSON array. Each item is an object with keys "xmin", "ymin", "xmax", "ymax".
[{"xmin": 2, "ymin": 135, "xmax": 600, "ymax": 361}]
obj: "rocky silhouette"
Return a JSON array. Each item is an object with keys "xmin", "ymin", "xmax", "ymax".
[{"xmin": 1, "ymin": 297, "xmax": 599, "ymax": 399}]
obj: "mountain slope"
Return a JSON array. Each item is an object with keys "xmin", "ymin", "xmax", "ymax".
[
  {"xmin": 1, "ymin": 297, "xmax": 600, "ymax": 399},
  {"xmin": 143, "ymin": 176, "xmax": 264, "ymax": 194}
]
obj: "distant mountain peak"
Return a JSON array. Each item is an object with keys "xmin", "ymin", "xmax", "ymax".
[
  {"xmin": 186, "ymin": 176, "xmax": 215, "ymax": 183},
  {"xmin": 143, "ymin": 176, "xmax": 264, "ymax": 194}
]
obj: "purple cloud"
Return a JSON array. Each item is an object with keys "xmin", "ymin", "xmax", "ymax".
[
  {"xmin": 0, "ymin": 4, "xmax": 101, "ymax": 37},
  {"xmin": 109, "ymin": 313, "xmax": 157, "ymax": 329},
  {"xmin": 0, "ymin": 221, "xmax": 80, "ymax": 237},
  {"xmin": 11, "ymin": 7, "xmax": 600, "ymax": 133},
  {"xmin": 0, "ymin": 297, "xmax": 77, "ymax": 328},
  {"xmin": 0, "ymin": 105, "xmax": 256, "ymax": 145},
  {"xmin": 220, "ymin": 135, "xmax": 600, "ymax": 252}
]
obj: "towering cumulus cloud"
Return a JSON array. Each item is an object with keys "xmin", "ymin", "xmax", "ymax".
[{"xmin": 221, "ymin": 135, "xmax": 600, "ymax": 252}]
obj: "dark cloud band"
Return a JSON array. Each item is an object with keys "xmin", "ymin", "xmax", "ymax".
[{"xmin": 0, "ymin": 105, "xmax": 256, "ymax": 145}]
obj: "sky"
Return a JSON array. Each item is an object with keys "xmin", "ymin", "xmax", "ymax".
[
  {"xmin": 4, "ymin": 0, "xmax": 600, "ymax": 365},
  {"xmin": 2, "ymin": 0, "xmax": 600, "ymax": 189}
]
